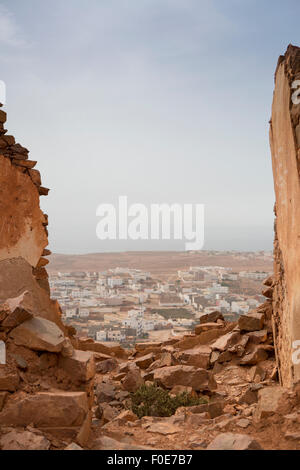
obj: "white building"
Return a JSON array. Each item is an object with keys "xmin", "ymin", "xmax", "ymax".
[
  {"xmin": 107, "ymin": 330, "xmax": 126, "ymax": 342},
  {"xmin": 123, "ymin": 308, "xmax": 145, "ymax": 336},
  {"xmin": 96, "ymin": 330, "xmax": 107, "ymax": 342},
  {"xmin": 107, "ymin": 277, "xmax": 124, "ymax": 288}
]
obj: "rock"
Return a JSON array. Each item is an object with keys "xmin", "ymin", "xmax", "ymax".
[
  {"xmin": 0, "ymin": 391, "xmax": 8, "ymax": 411},
  {"xmin": 186, "ymin": 413, "xmax": 209, "ymax": 426},
  {"xmin": 285, "ymin": 432, "xmax": 300, "ymax": 441},
  {"xmin": 29, "ymin": 169, "xmax": 41, "ymax": 186},
  {"xmin": 148, "ymin": 352, "xmax": 174, "ymax": 371},
  {"xmin": 262, "ymin": 287, "xmax": 273, "ymax": 299},
  {"xmin": 195, "ymin": 322, "xmax": 223, "ymax": 335},
  {"xmin": 11, "ymin": 354, "xmax": 28, "ymax": 370},
  {"xmin": 248, "ymin": 365, "xmax": 266, "ymax": 382},
  {"xmin": 0, "ymin": 110, "xmax": 7, "ymax": 123},
  {"xmin": 76, "ymin": 410, "xmax": 92, "ymax": 447},
  {"xmin": 99, "ymin": 403, "xmax": 119, "ymax": 423},
  {"xmin": 211, "ymin": 332, "xmax": 241, "ymax": 352},
  {"xmin": 61, "ymin": 338, "xmax": 74, "ymax": 357},
  {"xmin": 134, "ymin": 353, "xmax": 154, "ymax": 370},
  {"xmin": 236, "ymin": 418, "xmax": 250, "ymax": 429},
  {"xmin": 188, "ymin": 401, "xmax": 224, "ymax": 419},
  {"xmin": 65, "ymin": 442, "xmax": 83, "ymax": 450},
  {"xmin": 238, "ymin": 312, "xmax": 265, "ymax": 332},
  {"xmin": 176, "ymin": 329, "xmax": 225, "ymax": 349},
  {"xmin": 77, "ymin": 338, "xmax": 128, "ymax": 359},
  {"xmin": 254, "ymin": 386, "xmax": 288, "ymax": 421},
  {"xmin": 207, "ymin": 433, "xmax": 262, "ymax": 450},
  {"xmin": 0, "ymin": 430, "xmax": 50, "ymax": 450},
  {"xmin": 113, "ymin": 410, "xmax": 138, "ymax": 424},
  {"xmin": 239, "ymin": 346, "xmax": 268, "ymax": 366},
  {"xmin": 0, "ymin": 291, "xmax": 33, "ymax": 329},
  {"xmin": 59, "ymin": 349, "xmax": 95, "ymax": 382},
  {"xmin": 217, "ymin": 350, "xmax": 233, "ymax": 363},
  {"xmin": 92, "ymin": 435, "xmax": 151, "ymax": 450},
  {"xmin": 135, "ymin": 342, "xmax": 161, "ymax": 353},
  {"xmin": 10, "ymin": 316, "xmax": 65, "ymax": 352},
  {"xmin": 247, "ymin": 330, "xmax": 268, "ymax": 344},
  {"xmin": 96, "ymin": 358, "xmax": 118, "ymax": 374},
  {"xmin": 263, "ymin": 276, "xmax": 274, "ymax": 287},
  {"xmin": 146, "ymin": 422, "xmax": 181, "ymax": 435},
  {"xmin": 0, "ymin": 391, "xmax": 88, "ymax": 427},
  {"xmin": 238, "ymin": 388, "xmax": 258, "ymax": 405},
  {"xmin": 0, "ymin": 259, "xmax": 65, "ymax": 330},
  {"xmin": 175, "ymin": 346, "xmax": 211, "ymax": 369},
  {"xmin": 96, "ymin": 382, "xmax": 116, "ymax": 404},
  {"xmin": 12, "ymin": 159, "xmax": 37, "ymax": 168},
  {"xmin": 199, "ymin": 311, "xmax": 224, "ymax": 324},
  {"xmin": 0, "ymin": 367, "xmax": 19, "ymax": 391},
  {"xmin": 122, "ymin": 367, "xmax": 144, "ymax": 392},
  {"xmin": 153, "ymin": 365, "xmax": 216, "ymax": 392}
]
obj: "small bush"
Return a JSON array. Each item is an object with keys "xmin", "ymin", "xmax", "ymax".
[{"xmin": 131, "ymin": 384, "xmax": 209, "ymax": 418}]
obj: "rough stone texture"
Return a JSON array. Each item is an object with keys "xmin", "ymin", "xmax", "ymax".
[
  {"xmin": 0, "ymin": 258, "xmax": 65, "ymax": 331},
  {"xmin": 270, "ymin": 45, "xmax": 300, "ymax": 386},
  {"xmin": 122, "ymin": 366, "xmax": 144, "ymax": 392},
  {"xmin": 0, "ymin": 391, "xmax": 89, "ymax": 427},
  {"xmin": 10, "ymin": 316, "xmax": 65, "ymax": 352},
  {"xmin": 199, "ymin": 311, "xmax": 224, "ymax": 324},
  {"xmin": 58, "ymin": 349, "xmax": 95, "ymax": 382},
  {"xmin": 207, "ymin": 433, "xmax": 262, "ymax": 450},
  {"xmin": 0, "ymin": 154, "xmax": 48, "ymax": 268},
  {"xmin": 175, "ymin": 346, "xmax": 211, "ymax": 369},
  {"xmin": 254, "ymin": 386, "xmax": 288, "ymax": 421},
  {"xmin": 238, "ymin": 312, "xmax": 265, "ymax": 332},
  {"xmin": 0, "ymin": 430, "xmax": 50, "ymax": 450},
  {"xmin": 0, "ymin": 367, "xmax": 19, "ymax": 391},
  {"xmin": 153, "ymin": 365, "xmax": 216, "ymax": 391}
]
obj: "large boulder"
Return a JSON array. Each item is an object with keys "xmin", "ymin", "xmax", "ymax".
[
  {"xmin": 254, "ymin": 386, "xmax": 288, "ymax": 421},
  {"xmin": 238, "ymin": 312, "xmax": 264, "ymax": 332},
  {"xmin": 59, "ymin": 349, "xmax": 95, "ymax": 382},
  {"xmin": 10, "ymin": 316, "xmax": 65, "ymax": 352},
  {"xmin": 175, "ymin": 346, "xmax": 211, "ymax": 369},
  {"xmin": 153, "ymin": 365, "xmax": 216, "ymax": 391},
  {"xmin": 0, "ymin": 391, "xmax": 88, "ymax": 427},
  {"xmin": 199, "ymin": 311, "xmax": 224, "ymax": 324},
  {"xmin": 211, "ymin": 331, "xmax": 241, "ymax": 352},
  {"xmin": 122, "ymin": 366, "xmax": 144, "ymax": 392}
]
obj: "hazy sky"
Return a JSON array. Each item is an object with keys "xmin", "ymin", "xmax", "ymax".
[{"xmin": 0, "ymin": 0, "xmax": 298, "ymax": 253}]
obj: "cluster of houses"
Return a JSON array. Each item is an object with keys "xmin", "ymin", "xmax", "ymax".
[{"xmin": 49, "ymin": 264, "xmax": 271, "ymax": 347}]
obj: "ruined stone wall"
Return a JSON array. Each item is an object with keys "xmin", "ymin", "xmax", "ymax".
[
  {"xmin": 0, "ymin": 106, "xmax": 95, "ymax": 447},
  {"xmin": 0, "ymin": 106, "xmax": 51, "ymax": 292},
  {"xmin": 270, "ymin": 45, "xmax": 300, "ymax": 387}
]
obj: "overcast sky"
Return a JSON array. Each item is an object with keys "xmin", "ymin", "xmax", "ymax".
[{"xmin": 0, "ymin": 0, "xmax": 298, "ymax": 253}]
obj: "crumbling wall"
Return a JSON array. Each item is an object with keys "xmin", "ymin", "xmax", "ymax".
[
  {"xmin": 0, "ymin": 105, "xmax": 95, "ymax": 448},
  {"xmin": 270, "ymin": 45, "xmax": 300, "ymax": 387}
]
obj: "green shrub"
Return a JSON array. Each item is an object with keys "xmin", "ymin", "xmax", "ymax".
[{"xmin": 131, "ymin": 384, "xmax": 209, "ymax": 418}]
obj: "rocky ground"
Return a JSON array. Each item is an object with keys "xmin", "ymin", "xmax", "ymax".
[{"xmin": 1, "ymin": 269, "xmax": 300, "ymax": 451}]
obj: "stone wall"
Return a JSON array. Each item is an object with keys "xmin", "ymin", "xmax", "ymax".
[
  {"xmin": 0, "ymin": 105, "xmax": 95, "ymax": 447},
  {"xmin": 270, "ymin": 45, "xmax": 300, "ymax": 387}
]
